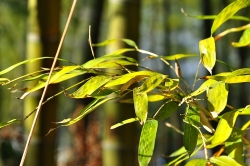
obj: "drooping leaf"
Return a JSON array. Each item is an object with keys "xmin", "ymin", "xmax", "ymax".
[
  {"xmin": 138, "ymin": 119, "xmax": 158, "ymax": 166},
  {"xmin": 110, "ymin": 117, "xmax": 139, "ymax": 129},
  {"xmin": 133, "ymin": 87, "xmax": 148, "ymax": 124},
  {"xmin": 232, "ymin": 27, "xmax": 250, "ymax": 47},
  {"xmin": 0, "ymin": 119, "xmax": 21, "ymax": 129},
  {"xmin": 183, "ymin": 106, "xmax": 200, "ymax": 156},
  {"xmin": 105, "ymin": 71, "xmax": 155, "ymax": 88},
  {"xmin": 153, "ymin": 101, "xmax": 179, "ymax": 121},
  {"xmin": 209, "ymin": 110, "xmax": 239, "ymax": 147},
  {"xmin": 139, "ymin": 73, "xmax": 167, "ymax": 93},
  {"xmin": 185, "ymin": 159, "xmax": 207, "ymax": 166},
  {"xmin": 200, "ymin": 111, "xmax": 215, "ymax": 133},
  {"xmin": 199, "ymin": 37, "xmax": 216, "ymax": 74},
  {"xmin": 211, "ymin": 0, "xmax": 250, "ymax": 34},
  {"xmin": 225, "ymin": 128, "xmax": 245, "ymax": 164},
  {"xmin": 210, "ymin": 156, "xmax": 246, "ymax": 166},
  {"xmin": 207, "ymin": 81, "xmax": 228, "ymax": 118},
  {"xmin": 67, "ymin": 75, "xmax": 112, "ymax": 98}
]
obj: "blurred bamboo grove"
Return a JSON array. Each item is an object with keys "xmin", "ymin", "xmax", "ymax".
[{"xmin": 0, "ymin": 0, "xmax": 249, "ymax": 166}]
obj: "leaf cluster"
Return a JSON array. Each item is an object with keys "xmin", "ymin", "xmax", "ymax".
[{"xmin": 1, "ymin": 0, "xmax": 250, "ymax": 165}]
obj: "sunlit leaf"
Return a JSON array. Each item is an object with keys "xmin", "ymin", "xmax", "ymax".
[
  {"xmin": 183, "ymin": 106, "xmax": 200, "ymax": 155},
  {"xmin": 121, "ymin": 75, "xmax": 148, "ymax": 92},
  {"xmin": 82, "ymin": 54, "xmax": 137, "ymax": 68},
  {"xmin": 207, "ymin": 81, "xmax": 228, "ymax": 118},
  {"xmin": 199, "ymin": 37, "xmax": 216, "ymax": 74},
  {"xmin": 0, "ymin": 78, "xmax": 10, "ymax": 84},
  {"xmin": 133, "ymin": 87, "xmax": 148, "ymax": 124},
  {"xmin": 181, "ymin": 79, "xmax": 217, "ymax": 104},
  {"xmin": 210, "ymin": 110, "xmax": 239, "ymax": 147},
  {"xmin": 151, "ymin": 54, "xmax": 197, "ymax": 60},
  {"xmin": 67, "ymin": 75, "xmax": 112, "ymax": 98},
  {"xmin": 0, "ymin": 57, "xmax": 66, "ymax": 76},
  {"xmin": 0, "ymin": 119, "xmax": 21, "ymax": 128},
  {"xmin": 164, "ymin": 78, "xmax": 179, "ymax": 90},
  {"xmin": 96, "ymin": 59, "xmax": 137, "ymax": 68},
  {"xmin": 110, "ymin": 117, "xmax": 139, "ymax": 129},
  {"xmin": 210, "ymin": 156, "xmax": 246, "ymax": 166},
  {"xmin": 238, "ymin": 107, "xmax": 250, "ymax": 115},
  {"xmin": 104, "ymin": 48, "xmax": 135, "ymax": 56},
  {"xmin": 147, "ymin": 94, "xmax": 166, "ymax": 102},
  {"xmin": 185, "ymin": 159, "xmax": 207, "ymax": 166},
  {"xmin": 121, "ymin": 39, "xmax": 138, "ymax": 48},
  {"xmin": 211, "ymin": 0, "xmax": 250, "ymax": 34},
  {"xmin": 56, "ymin": 97, "xmax": 116, "ymax": 127},
  {"xmin": 20, "ymin": 66, "xmax": 82, "ymax": 99},
  {"xmin": 93, "ymin": 38, "xmax": 138, "ymax": 49},
  {"xmin": 139, "ymin": 73, "xmax": 167, "ymax": 93},
  {"xmin": 232, "ymin": 27, "xmax": 250, "ymax": 47},
  {"xmin": 153, "ymin": 101, "xmax": 179, "ymax": 121},
  {"xmin": 225, "ymin": 128, "xmax": 245, "ymax": 164},
  {"xmin": 138, "ymin": 119, "xmax": 158, "ymax": 166},
  {"xmin": 105, "ymin": 71, "xmax": 155, "ymax": 88}
]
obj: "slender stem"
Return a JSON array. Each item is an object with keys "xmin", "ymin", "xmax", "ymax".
[{"xmin": 19, "ymin": 0, "xmax": 78, "ymax": 165}]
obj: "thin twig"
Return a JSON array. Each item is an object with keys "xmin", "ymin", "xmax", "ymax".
[
  {"xmin": 88, "ymin": 25, "xmax": 95, "ymax": 59},
  {"xmin": 19, "ymin": 0, "xmax": 78, "ymax": 165}
]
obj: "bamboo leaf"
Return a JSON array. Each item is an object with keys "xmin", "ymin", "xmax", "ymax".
[
  {"xmin": 153, "ymin": 101, "xmax": 179, "ymax": 121},
  {"xmin": 183, "ymin": 106, "xmax": 200, "ymax": 156},
  {"xmin": 0, "ymin": 119, "xmax": 21, "ymax": 129},
  {"xmin": 105, "ymin": 71, "xmax": 155, "ymax": 88},
  {"xmin": 164, "ymin": 78, "xmax": 179, "ymax": 90},
  {"xmin": 147, "ymin": 94, "xmax": 166, "ymax": 102},
  {"xmin": 210, "ymin": 156, "xmax": 246, "ymax": 166},
  {"xmin": 57, "ymin": 97, "xmax": 116, "ymax": 126},
  {"xmin": 225, "ymin": 128, "xmax": 245, "ymax": 164},
  {"xmin": 110, "ymin": 117, "xmax": 139, "ymax": 129},
  {"xmin": 199, "ymin": 37, "xmax": 216, "ymax": 74},
  {"xmin": 67, "ymin": 75, "xmax": 112, "ymax": 98},
  {"xmin": 121, "ymin": 75, "xmax": 148, "ymax": 92},
  {"xmin": 232, "ymin": 27, "xmax": 250, "ymax": 47},
  {"xmin": 0, "ymin": 57, "xmax": 64, "ymax": 76},
  {"xmin": 139, "ymin": 73, "xmax": 167, "ymax": 93},
  {"xmin": 133, "ymin": 87, "xmax": 148, "ymax": 124},
  {"xmin": 151, "ymin": 54, "xmax": 198, "ymax": 60},
  {"xmin": 185, "ymin": 159, "xmax": 207, "ymax": 166},
  {"xmin": 20, "ymin": 66, "xmax": 82, "ymax": 99},
  {"xmin": 211, "ymin": 0, "xmax": 250, "ymax": 34},
  {"xmin": 210, "ymin": 110, "xmax": 239, "ymax": 146},
  {"xmin": 138, "ymin": 119, "xmax": 158, "ymax": 166},
  {"xmin": 207, "ymin": 81, "xmax": 228, "ymax": 118}
]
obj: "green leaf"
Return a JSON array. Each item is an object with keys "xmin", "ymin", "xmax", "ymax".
[
  {"xmin": 210, "ymin": 110, "xmax": 239, "ymax": 147},
  {"xmin": 133, "ymin": 87, "xmax": 148, "ymax": 124},
  {"xmin": 67, "ymin": 75, "xmax": 112, "ymax": 98},
  {"xmin": 225, "ymin": 128, "xmax": 245, "ymax": 164},
  {"xmin": 121, "ymin": 39, "xmax": 138, "ymax": 48},
  {"xmin": 138, "ymin": 119, "xmax": 158, "ymax": 166},
  {"xmin": 210, "ymin": 156, "xmax": 246, "ymax": 166},
  {"xmin": 0, "ymin": 119, "xmax": 21, "ymax": 129},
  {"xmin": 56, "ymin": 97, "xmax": 116, "ymax": 127},
  {"xmin": 183, "ymin": 106, "xmax": 200, "ymax": 156},
  {"xmin": 199, "ymin": 37, "xmax": 216, "ymax": 74},
  {"xmin": 139, "ymin": 73, "xmax": 167, "ymax": 93},
  {"xmin": 185, "ymin": 159, "xmax": 207, "ymax": 166},
  {"xmin": 153, "ymin": 101, "xmax": 179, "ymax": 121},
  {"xmin": 0, "ymin": 57, "xmax": 64, "ymax": 76},
  {"xmin": 20, "ymin": 66, "xmax": 82, "ymax": 99},
  {"xmin": 105, "ymin": 71, "xmax": 155, "ymax": 88},
  {"xmin": 207, "ymin": 81, "xmax": 228, "ymax": 118},
  {"xmin": 164, "ymin": 78, "xmax": 179, "ymax": 90},
  {"xmin": 211, "ymin": 0, "xmax": 250, "ymax": 34},
  {"xmin": 0, "ymin": 78, "xmax": 10, "ymax": 84},
  {"xmin": 120, "ymin": 75, "xmax": 148, "ymax": 92},
  {"xmin": 151, "ymin": 54, "xmax": 198, "ymax": 60},
  {"xmin": 232, "ymin": 27, "xmax": 250, "ymax": 47},
  {"xmin": 93, "ymin": 38, "xmax": 138, "ymax": 49},
  {"xmin": 110, "ymin": 117, "xmax": 139, "ymax": 129}
]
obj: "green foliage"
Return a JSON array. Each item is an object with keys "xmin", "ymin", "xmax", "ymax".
[{"xmin": 1, "ymin": 0, "xmax": 250, "ymax": 165}]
